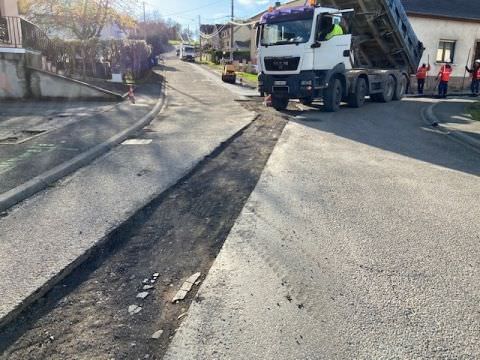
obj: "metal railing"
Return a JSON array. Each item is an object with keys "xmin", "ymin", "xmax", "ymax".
[
  {"xmin": 21, "ymin": 18, "xmax": 52, "ymax": 54},
  {"xmin": 0, "ymin": 16, "xmax": 52, "ymax": 53}
]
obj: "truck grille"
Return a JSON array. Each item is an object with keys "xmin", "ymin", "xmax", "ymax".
[{"xmin": 264, "ymin": 57, "xmax": 300, "ymax": 71}]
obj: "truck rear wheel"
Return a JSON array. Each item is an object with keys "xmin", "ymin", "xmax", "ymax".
[
  {"xmin": 347, "ymin": 78, "xmax": 367, "ymax": 108},
  {"xmin": 272, "ymin": 96, "xmax": 289, "ymax": 111},
  {"xmin": 375, "ymin": 75, "xmax": 395, "ymax": 103},
  {"xmin": 393, "ymin": 75, "xmax": 407, "ymax": 101},
  {"xmin": 324, "ymin": 78, "xmax": 342, "ymax": 112}
]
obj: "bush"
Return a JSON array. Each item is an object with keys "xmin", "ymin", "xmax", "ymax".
[
  {"xmin": 46, "ymin": 38, "xmax": 152, "ymax": 80},
  {"xmin": 210, "ymin": 50, "xmax": 251, "ymax": 64}
]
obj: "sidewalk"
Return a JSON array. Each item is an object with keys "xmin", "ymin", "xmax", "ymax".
[
  {"xmin": 0, "ymin": 73, "xmax": 163, "ymax": 211},
  {"xmin": 429, "ymin": 98, "xmax": 480, "ymax": 151}
]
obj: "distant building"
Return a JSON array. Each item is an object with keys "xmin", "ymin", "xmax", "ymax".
[
  {"xmin": 200, "ymin": 24, "xmax": 223, "ymax": 50},
  {"xmin": 402, "ymin": 0, "xmax": 480, "ymax": 89},
  {"xmin": 218, "ymin": 23, "xmax": 252, "ymax": 53}
]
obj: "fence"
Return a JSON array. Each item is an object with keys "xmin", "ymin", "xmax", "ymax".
[{"xmin": 0, "ymin": 16, "xmax": 53, "ymax": 54}]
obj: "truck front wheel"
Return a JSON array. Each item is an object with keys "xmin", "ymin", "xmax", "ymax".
[
  {"xmin": 324, "ymin": 78, "xmax": 342, "ymax": 112},
  {"xmin": 272, "ymin": 96, "xmax": 289, "ymax": 111},
  {"xmin": 347, "ymin": 78, "xmax": 367, "ymax": 108}
]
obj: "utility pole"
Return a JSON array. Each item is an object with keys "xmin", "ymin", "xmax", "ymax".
[
  {"xmin": 199, "ymin": 15, "xmax": 202, "ymax": 62},
  {"xmin": 143, "ymin": 1, "xmax": 147, "ymax": 40},
  {"xmin": 230, "ymin": 0, "xmax": 234, "ymax": 61}
]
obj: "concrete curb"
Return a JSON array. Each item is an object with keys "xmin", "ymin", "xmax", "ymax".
[
  {"xmin": 0, "ymin": 77, "xmax": 167, "ymax": 213},
  {"xmin": 422, "ymin": 102, "xmax": 480, "ymax": 154}
]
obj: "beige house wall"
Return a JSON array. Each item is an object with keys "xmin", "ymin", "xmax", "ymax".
[
  {"xmin": 408, "ymin": 15, "xmax": 480, "ymax": 78},
  {"xmin": 0, "ymin": 0, "xmax": 19, "ymax": 17}
]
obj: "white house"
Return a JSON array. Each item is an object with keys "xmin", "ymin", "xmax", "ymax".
[{"xmin": 402, "ymin": 0, "xmax": 480, "ymax": 89}]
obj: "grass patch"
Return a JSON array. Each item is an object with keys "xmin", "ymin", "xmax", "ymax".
[
  {"xmin": 198, "ymin": 61, "xmax": 258, "ymax": 85},
  {"xmin": 168, "ymin": 40, "xmax": 182, "ymax": 45},
  {"xmin": 468, "ymin": 102, "xmax": 480, "ymax": 121},
  {"xmin": 238, "ymin": 72, "xmax": 258, "ymax": 85}
]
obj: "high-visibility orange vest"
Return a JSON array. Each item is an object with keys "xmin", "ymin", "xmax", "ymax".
[
  {"xmin": 475, "ymin": 68, "xmax": 480, "ymax": 80},
  {"xmin": 439, "ymin": 66, "xmax": 452, "ymax": 82},
  {"xmin": 416, "ymin": 66, "xmax": 429, "ymax": 79}
]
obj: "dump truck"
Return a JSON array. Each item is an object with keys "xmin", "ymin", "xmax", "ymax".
[
  {"xmin": 256, "ymin": 0, "xmax": 424, "ymax": 111},
  {"xmin": 180, "ymin": 44, "xmax": 196, "ymax": 62}
]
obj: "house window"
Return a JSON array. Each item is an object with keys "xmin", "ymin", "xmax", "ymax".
[{"xmin": 436, "ymin": 40, "xmax": 456, "ymax": 63}]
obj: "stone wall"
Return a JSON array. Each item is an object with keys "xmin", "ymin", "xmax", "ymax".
[
  {"xmin": 0, "ymin": 50, "xmax": 121, "ymax": 100},
  {"xmin": 28, "ymin": 69, "xmax": 121, "ymax": 100},
  {"xmin": 0, "ymin": 51, "xmax": 28, "ymax": 98}
]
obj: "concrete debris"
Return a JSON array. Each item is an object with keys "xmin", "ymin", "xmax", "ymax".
[
  {"xmin": 153, "ymin": 273, "xmax": 160, "ymax": 278},
  {"xmin": 178, "ymin": 312, "xmax": 188, "ymax": 320},
  {"xmin": 151, "ymin": 330, "xmax": 164, "ymax": 339},
  {"xmin": 172, "ymin": 290, "xmax": 189, "ymax": 302},
  {"xmin": 180, "ymin": 282, "xmax": 194, "ymax": 292},
  {"xmin": 171, "ymin": 272, "xmax": 201, "ymax": 303},
  {"xmin": 128, "ymin": 305, "xmax": 142, "ymax": 315},
  {"xmin": 142, "ymin": 279, "xmax": 150, "ymax": 284},
  {"xmin": 143, "ymin": 285, "xmax": 154, "ymax": 291},
  {"xmin": 186, "ymin": 272, "xmax": 201, "ymax": 284},
  {"xmin": 136, "ymin": 291, "xmax": 150, "ymax": 299}
]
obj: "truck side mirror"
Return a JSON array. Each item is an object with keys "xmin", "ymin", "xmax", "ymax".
[{"xmin": 311, "ymin": 42, "xmax": 322, "ymax": 49}]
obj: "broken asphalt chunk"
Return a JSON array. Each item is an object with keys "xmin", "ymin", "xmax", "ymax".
[
  {"xmin": 136, "ymin": 291, "xmax": 150, "ymax": 300},
  {"xmin": 128, "ymin": 305, "xmax": 142, "ymax": 315}
]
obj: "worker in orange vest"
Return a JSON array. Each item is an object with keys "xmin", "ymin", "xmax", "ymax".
[
  {"xmin": 416, "ymin": 63, "xmax": 430, "ymax": 94},
  {"xmin": 437, "ymin": 64, "xmax": 452, "ymax": 98},
  {"xmin": 465, "ymin": 59, "xmax": 480, "ymax": 96}
]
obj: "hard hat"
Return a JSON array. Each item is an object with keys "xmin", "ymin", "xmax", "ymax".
[{"xmin": 475, "ymin": 59, "xmax": 480, "ymax": 63}]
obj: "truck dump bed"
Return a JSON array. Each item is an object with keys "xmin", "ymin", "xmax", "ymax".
[{"xmin": 322, "ymin": 0, "xmax": 423, "ymax": 73}]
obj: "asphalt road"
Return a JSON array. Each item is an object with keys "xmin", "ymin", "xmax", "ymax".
[{"xmin": 166, "ymin": 98, "xmax": 480, "ymax": 359}]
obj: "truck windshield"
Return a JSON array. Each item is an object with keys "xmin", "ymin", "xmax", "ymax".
[{"xmin": 261, "ymin": 19, "xmax": 313, "ymax": 46}]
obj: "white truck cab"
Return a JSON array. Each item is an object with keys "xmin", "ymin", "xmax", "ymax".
[
  {"xmin": 257, "ymin": 1, "xmax": 423, "ymax": 111},
  {"xmin": 180, "ymin": 44, "xmax": 196, "ymax": 62}
]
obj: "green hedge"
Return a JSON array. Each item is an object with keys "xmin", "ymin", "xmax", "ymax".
[{"xmin": 210, "ymin": 50, "xmax": 251, "ymax": 64}]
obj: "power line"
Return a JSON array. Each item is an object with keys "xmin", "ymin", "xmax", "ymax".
[{"xmin": 162, "ymin": 0, "xmax": 226, "ymax": 18}]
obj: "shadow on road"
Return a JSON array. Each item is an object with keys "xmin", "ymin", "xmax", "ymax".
[{"xmin": 287, "ymin": 99, "xmax": 480, "ymax": 177}]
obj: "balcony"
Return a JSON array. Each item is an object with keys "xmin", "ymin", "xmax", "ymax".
[{"xmin": 0, "ymin": 16, "xmax": 50, "ymax": 52}]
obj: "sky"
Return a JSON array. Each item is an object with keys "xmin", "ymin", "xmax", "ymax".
[{"xmin": 145, "ymin": 0, "xmax": 280, "ymax": 30}]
